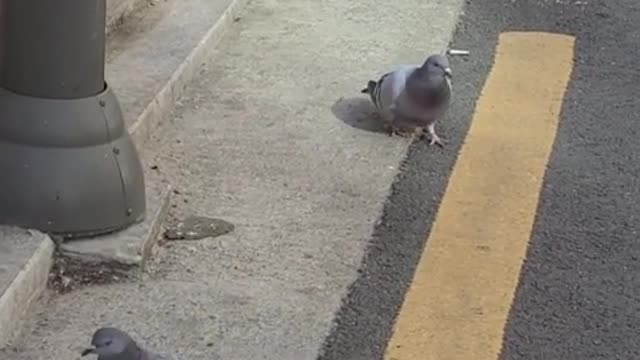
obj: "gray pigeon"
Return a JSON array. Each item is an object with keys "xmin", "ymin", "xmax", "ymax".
[
  {"xmin": 81, "ymin": 327, "xmax": 174, "ymax": 360},
  {"xmin": 361, "ymin": 54, "xmax": 452, "ymax": 147}
]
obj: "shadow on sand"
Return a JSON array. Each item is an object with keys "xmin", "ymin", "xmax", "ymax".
[{"xmin": 330, "ymin": 96, "xmax": 388, "ymax": 134}]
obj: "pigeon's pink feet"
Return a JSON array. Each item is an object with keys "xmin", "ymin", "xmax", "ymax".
[
  {"xmin": 426, "ymin": 124, "xmax": 446, "ymax": 147},
  {"xmin": 429, "ymin": 134, "xmax": 445, "ymax": 147}
]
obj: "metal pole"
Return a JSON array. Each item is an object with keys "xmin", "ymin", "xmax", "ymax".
[{"xmin": 0, "ymin": 0, "xmax": 146, "ymax": 239}]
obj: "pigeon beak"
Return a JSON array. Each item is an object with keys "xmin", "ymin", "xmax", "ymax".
[
  {"xmin": 444, "ymin": 67, "xmax": 452, "ymax": 78},
  {"xmin": 81, "ymin": 347, "xmax": 96, "ymax": 356}
]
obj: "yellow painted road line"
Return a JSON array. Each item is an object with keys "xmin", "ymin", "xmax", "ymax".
[{"xmin": 384, "ymin": 32, "xmax": 576, "ymax": 360}]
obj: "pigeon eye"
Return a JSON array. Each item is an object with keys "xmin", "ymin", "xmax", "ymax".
[{"xmin": 105, "ymin": 340, "xmax": 112, "ymax": 346}]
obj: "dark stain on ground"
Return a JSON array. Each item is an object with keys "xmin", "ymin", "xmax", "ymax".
[{"xmin": 163, "ymin": 215, "xmax": 235, "ymax": 241}]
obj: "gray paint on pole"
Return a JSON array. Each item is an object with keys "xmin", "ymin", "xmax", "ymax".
[
  {"xmin": 0, "ymin": 0, "xmax": 146, "ymax": 238},
  {"xmin": 0, "ymin": 0, "xmax": 106, "ymax": 98}
]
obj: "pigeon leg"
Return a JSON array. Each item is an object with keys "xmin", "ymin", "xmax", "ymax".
[
  {"xmin": 383, "ymin": 117, "xmax": 411, "ymax": 138},
  {"xmin": 378, "ymin": 113, "xmax": 394, "ymax": 137},
  {"xmin": 386, "ymin": 117, "xmax": 414, "ymax": 138},
  {"xmin": 393, "ymin": 127, "xmax": 413, "ymax": 138},
  {"xmin": 384, "ymin": 123, "xmax": 411, "ymax": 138},
  {"xmin": 383, "ymin": 122, "xmax": 394, "ymax": 137},
  {"xmin": 426, "ymin": 123, "xmax": 445, "ymax": 147}
]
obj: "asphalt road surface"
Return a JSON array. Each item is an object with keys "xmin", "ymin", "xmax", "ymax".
[{"xmin": 318, "ymin": 0, "xmax": 640, "ymax": 359}]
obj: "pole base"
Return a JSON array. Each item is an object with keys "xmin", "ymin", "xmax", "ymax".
[{"xmin": 0, "ymin": 83, "xmax": 146, "ymax": 239}]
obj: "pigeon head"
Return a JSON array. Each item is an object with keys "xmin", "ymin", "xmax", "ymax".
[
  {"xmin": 405, "ymin": 54, "xmax": 452, "ymax": 108},
  {"xmin": 422, "ymin": 54, "xmax": 452, "ymax": 78},
  {"xmin": 81, "ymin": 327, "xmax": 141, "ymax": 359}
]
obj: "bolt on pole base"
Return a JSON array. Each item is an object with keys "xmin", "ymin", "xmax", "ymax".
[{"xmin": 0, "ymin": 84, "xmax": 146, "ymax": 240}]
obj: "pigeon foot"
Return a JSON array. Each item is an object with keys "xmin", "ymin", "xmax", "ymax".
[{"xmin": 425, "ymin": 124, "xmax": 446, "ymax": 147}]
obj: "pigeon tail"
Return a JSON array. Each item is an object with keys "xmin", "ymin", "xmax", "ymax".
[
  {"xmin": 361, "ymin": 80, "xmax": 376, "ymax": 94},
  {"xmin": 362, "ymin": 80, "xmax": 380, "ymax": 108}
]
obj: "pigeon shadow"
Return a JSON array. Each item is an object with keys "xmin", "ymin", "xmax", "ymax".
[{"xmin": 331, "ymin": 96, "xmax": 388, "ymax": 134}]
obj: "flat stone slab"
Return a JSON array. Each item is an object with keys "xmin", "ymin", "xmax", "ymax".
[
  {"xmin": 0, "ymin": 227, "xmax": 54, "ymax": 348},
  {"xmin": 50, "ymin": 184, "xmax": 171, "ymax": 293}
]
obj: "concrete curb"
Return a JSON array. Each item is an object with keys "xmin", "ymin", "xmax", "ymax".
[
  {"xmin": 129, "ymin": 0, "xmax": 250, "ymax": 147},
  {"xmin": 107, "ymin": 0, "xmax": 150, "ymax": 36},
  {"xmin": 0, "ymin": 0, "xmax": 250, "ymax": 349},
  {"xmin": 0, "ymin": 230, "xmax": 54, "ymax": 348}
]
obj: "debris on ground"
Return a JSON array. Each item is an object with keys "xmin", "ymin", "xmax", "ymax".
[
  {"xmin": 47, "ymin": 252, "xmax": 136, "ymax": 294},
  {"xmin": 447, "ymin": 48, "xmax": 470, "ymax": 56}
]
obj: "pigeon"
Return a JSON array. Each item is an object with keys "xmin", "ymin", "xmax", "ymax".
[
  {"xmin": 361, "ymin": 54, "xmax": 452, "ymax": 147},
  {"xmin": 81, "ymin": 327, "xmax": 174, "ymax": 360}
]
